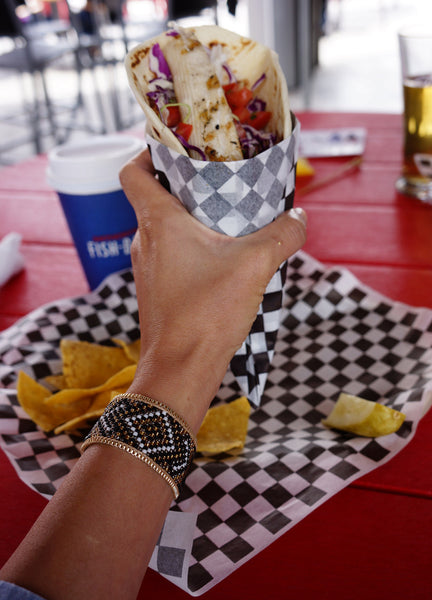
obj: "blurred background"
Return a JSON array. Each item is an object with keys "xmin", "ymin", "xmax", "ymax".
[{"xmin": 1, "ymin": 0, "xmax": 432, "ymax": 165}]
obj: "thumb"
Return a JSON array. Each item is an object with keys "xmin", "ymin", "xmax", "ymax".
[
  {"xmin": 119, "ymin": 149, "xmax": 184, "ymax": 219},
  {"xmin": 247, "ymin": 207, "xmax": 307, "ymax": 273}
]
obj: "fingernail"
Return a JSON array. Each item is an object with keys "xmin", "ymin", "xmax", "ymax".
[{"xmin": 288, "ymin": 207, "xmax": 307, "ymax": 227}]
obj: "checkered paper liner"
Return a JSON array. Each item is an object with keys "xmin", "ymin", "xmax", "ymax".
[
  {"xmin": 1, "ymin": 251, "xmax": 432, "ymax": 595},
  {"xmin": 147, "ymin": 114, "xmax": 299, "ymax": 407}
]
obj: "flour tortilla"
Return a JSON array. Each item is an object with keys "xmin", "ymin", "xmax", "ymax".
[{"xmin": 125, "ymin": 25, "xmax": 291, "ymax": 159}]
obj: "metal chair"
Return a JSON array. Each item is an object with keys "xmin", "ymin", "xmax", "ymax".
[
  {"xmin": 0, "ymin": 0, "xmax": 105, "ymax": 160},
  {"xmin": 65, "ymin": 0, "xmax": 167, "ymax": 130},
  {"xmin": 94, "ymin": 0, "xmax": 168, "ymax": 54},
  {"xmin": 100, "ymin": 0, "xmax": 168, "ymax": 129}
]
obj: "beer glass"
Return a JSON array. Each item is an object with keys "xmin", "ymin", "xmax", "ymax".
[{"xmin": 396, "ymin": 27, "xmax": 432, "ymax": 202}]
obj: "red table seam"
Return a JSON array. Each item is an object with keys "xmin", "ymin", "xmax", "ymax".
[{"xmin": 351, "ymin": 481, "xmax": 432, "ymax": 500}]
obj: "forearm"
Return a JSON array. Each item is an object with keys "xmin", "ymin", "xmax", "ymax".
[
  {"xmin": 0, "ymin": 286, "xmax": 242, "ymax": 600},
  {"xmin": 0, "ymin": 443, "xmax": 173, "ymax": 600},
  {"xmin": 0, "ymin": 351, "xmax": 209, "ymax": 600}
]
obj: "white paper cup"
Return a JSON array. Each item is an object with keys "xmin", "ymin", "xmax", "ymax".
[{"xmin": 47, "ymin": 135, "xmax": 143, "ymax": 289}]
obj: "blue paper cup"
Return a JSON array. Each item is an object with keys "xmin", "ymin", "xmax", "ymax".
[{"xmin": 47, "ymin": 136, "xmax": 143, "ymax": 289}]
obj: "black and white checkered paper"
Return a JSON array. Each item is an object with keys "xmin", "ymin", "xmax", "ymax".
[
  {"xmin": 147, "ymin": 115, "xmax": 299, "ymax": 407},
  {"xmin": 1, "ymin": 251, "xmax": 432, "ymax": 595}
]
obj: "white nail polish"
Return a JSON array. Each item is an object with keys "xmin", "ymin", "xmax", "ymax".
[{"xmin": 288, "ymin": 207, "xmax": 307, "ymax": 226}]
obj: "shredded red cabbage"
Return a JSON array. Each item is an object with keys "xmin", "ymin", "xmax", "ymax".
[
  {"xmin": 247, "ymin": 97, "xmax": 266, "ymax": 112},
  {"xmin": 240, "ymin": 124, "xmax": 276, "ymax": 158},
  {"xmin": 147, "ymin": 86, "xmax": 173, "ymax": 104},
  {"xmin": 174, "ymin": 132, "xmax": 207, "ymax": 160},
  {"xmin": 222, "ymin": 63, "xmax": 236, "ymax": 83},
  {"xmin": 150, "ymin": 43, "xmax": 172, "ymax": 79},
  {"xmin": 147, "ymin": 88, "xmax": 176, "ymax": 116},
  {"xmin": 252, "ymin": 73, "xmax": 266, "ymax": 90},
  {"xmin": 146, "ymin": 44, "xmax": 176, "ymax": 119}
]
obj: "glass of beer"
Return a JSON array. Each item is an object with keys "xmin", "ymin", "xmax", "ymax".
[{"xmin": 396, "ymin": 27, "xmax": 432, "ymax": 203}]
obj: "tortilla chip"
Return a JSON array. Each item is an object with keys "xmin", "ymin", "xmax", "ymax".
[
  {"xmin": 17, "ymin": 371, "xmax": 92, "ymax": 432},
  {"xmin": 85, "ymin": 366, "xmax": 137, "ymax": 411},
  {"xmin": 54, "ymin": 409, "xmax": 104, "ymax": 435},
  {"xmin": 61, "ymin": 339, "xmax": 134, "ymax": 389},
  {"xmin": 92, "ymin": 364, "xmax": 137, "ymax": 397},
  {"xmin": 112, "ymin": 338, "xmax": 141, "ymax": 363},
  {"xmin": 90, "ymin": 382, "xmax": 130, "ymax": 410},
  {"xmin": 54, "ymin": 389, "xmax": 129, "ymax": 434},
  {"xmin": 44, "ymin": 374, "xmax": 68, "ymax": 391},
  {"xmin": 197, "ymin": 396, "xmax": 251, "ymax": 455},
  {"xmin": 18, "ymin": 363, "xmax": 137, "ymax": 433},
  {"xmin": 44, "ymin": 364, "xmax": 136, "ymax": 407}
]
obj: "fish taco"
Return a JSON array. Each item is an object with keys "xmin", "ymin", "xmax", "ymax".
[{"xmin": 125, "ymin": 24, "xmax": 291, "ymax": 161}]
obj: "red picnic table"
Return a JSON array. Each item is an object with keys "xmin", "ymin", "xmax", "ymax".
[{"xmin": 0, "ymin": 112, "xmax": 431, "ymax": 599}]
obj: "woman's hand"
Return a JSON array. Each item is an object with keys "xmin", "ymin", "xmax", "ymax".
[{"xmin": 120, "ymin": 150, "xmax": 307, "ymax": 433}]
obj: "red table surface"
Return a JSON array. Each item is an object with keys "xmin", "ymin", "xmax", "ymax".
[{"xmin": 1, "ymin": 112, "xmax": 432, "ymax": 599}]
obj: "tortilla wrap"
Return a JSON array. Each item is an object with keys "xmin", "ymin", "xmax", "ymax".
[{"xmin": 125, "ymin": 25, "xmax": 291, "ymax": 159}]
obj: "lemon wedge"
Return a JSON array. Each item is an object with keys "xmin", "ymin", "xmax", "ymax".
[
  {"xmin": 296, "ymin": 157, "xmax": 315, "ymax": 177},
  {"xmin": 322, "ymin": 392, "xmax": 405, "ymax": 437}
]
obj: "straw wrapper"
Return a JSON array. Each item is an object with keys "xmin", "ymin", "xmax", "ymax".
[{"xmin": 147, "ymin": 114, "xmax": 299, "ymax": 407}]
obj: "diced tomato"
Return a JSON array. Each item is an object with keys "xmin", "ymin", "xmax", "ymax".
[
  {"xmin": 233, "ymin": 106, "xmax": 250, "ymax": 123},
  {"xmin": 164, "ymin": 105, "xmax": 181, "ymax": 128},
  {"xmin": 228, "ymin": 87, "xmax": 254, "ymax": 109},
  {"xmin": 223, "ymin": 83, "xmax": 253, "ymax": 109},
  {"xmin": 222, "ymin": 82, "xmax": 238, "ymax": 94},
  {"xmin": 244, "ymin": 110, "xmax": 272, "ymax": 129},
  {"xmin": 175, "ymin": 122, "xmax": 193, "ymax": 141}
]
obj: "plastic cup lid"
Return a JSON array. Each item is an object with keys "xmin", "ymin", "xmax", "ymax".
[{"xmin": 46, "ymin": 135, "xmax": 144, "ymax": 195}]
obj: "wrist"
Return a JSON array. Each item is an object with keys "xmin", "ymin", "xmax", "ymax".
[{"xmin": 127, "ymin": 344, "xmax": 229, "ymax": 435}]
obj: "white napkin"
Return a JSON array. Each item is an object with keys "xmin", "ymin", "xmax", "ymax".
[{"xmin": 0, "ymin": 233, "xmax": 25, "ymax": 287}]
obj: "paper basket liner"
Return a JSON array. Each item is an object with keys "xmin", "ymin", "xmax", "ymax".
[
  {"xmin": 147, "ymin": 114, "xmax": 300, "ymax": 407},
  {"xmin": 1, "ymin": 251, "xmax": 432, "ymax": 595}
]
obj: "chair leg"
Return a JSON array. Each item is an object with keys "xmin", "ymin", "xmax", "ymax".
[
  {"xmin": 90, "ymin": 65, "xmax": 108, "ymax": 134},
  {"xmin": 39, "ymin": 69, "xmax": 62, "ymax": 145},
  {"xmin": 78, "ymin": 48, "xmax": 109, "ymax": 135},
  {"xmin": 107, "ymin": 62, "xmax": 123, "ymax": 131},
  {"xmin": 63, "ymin": 53, "xmax": 87, "ymax": 141},
  {"xmin": 67, "ymin": 53, "xmax": 108, "ymax": 137},
  {"xmin": 28, "ymin": 71, "xmax": 45, "ymax": 154}
]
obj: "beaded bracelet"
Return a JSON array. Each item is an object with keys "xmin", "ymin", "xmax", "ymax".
[{"xmin": 81, "ymin": 392, "xmax": 197, "ymax": 499}]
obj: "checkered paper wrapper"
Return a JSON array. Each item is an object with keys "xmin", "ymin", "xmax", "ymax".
[
  {"xmin": 147, "ymin": 114, "xmax": 300, "ymax": 407},
  {"xmin": 1, "ymin": 251, "xmax": 432, "ymax": 595}
]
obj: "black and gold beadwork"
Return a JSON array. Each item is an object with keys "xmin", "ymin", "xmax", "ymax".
[{"xmin": 81, "ymin": 393, "xmax": 197, "ymax": 499}]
